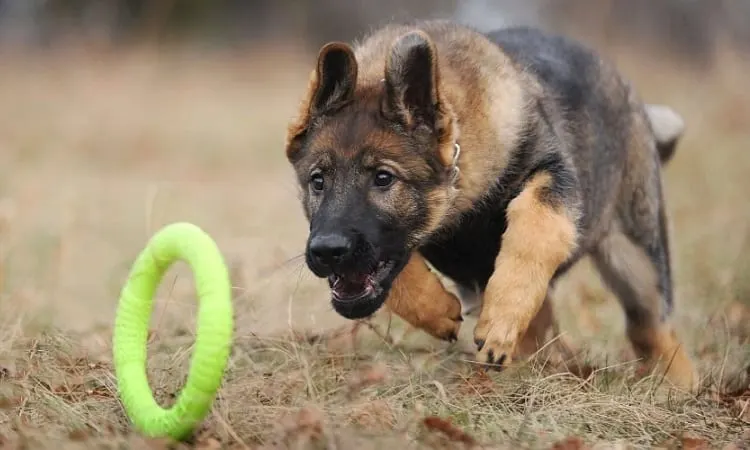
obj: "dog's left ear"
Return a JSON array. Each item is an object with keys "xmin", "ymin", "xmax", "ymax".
[
  {"xmin": 383, "ymin": 30, "xmax": 457, "ymax": 167},
  {"xmin": 383, "ymin": 31, "xmax": 441, "ymax": 132},
  {"xmin": 286, "ymin": 42, "xmax": 358, "ymax": 161},
  {"xmin": 309, "ymin": 42, "xmax": 359, "ymax": 116}
]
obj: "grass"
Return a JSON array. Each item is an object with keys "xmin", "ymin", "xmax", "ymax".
[{"xmin": 0, "ymin": 36, "xmax": 749, "ymax": 449}]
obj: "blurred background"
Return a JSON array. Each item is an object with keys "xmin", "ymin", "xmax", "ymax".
[{"xmin": 0, "ymin": 0, "xmax": 748, "ymax": 353}]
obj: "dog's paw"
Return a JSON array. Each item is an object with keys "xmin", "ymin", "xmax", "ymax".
[
  {"xmin": 423, "ymin": 313, "xmax": 463, "ymax": 343},
  {"xmin": 406, "ymin": 281, "xmax": 464, "ymax": 343},
  {"xmin": 473, "ymin": 317, "xmax": 522, "ymax": 369}
]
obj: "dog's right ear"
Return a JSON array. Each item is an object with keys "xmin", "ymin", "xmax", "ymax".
[{"xmin": 286, "ymin": 42, "xmax": 358, "ymax": 161}]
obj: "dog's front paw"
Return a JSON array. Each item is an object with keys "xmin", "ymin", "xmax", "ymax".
[
  {"xmin": 422, "ymin": 310, "xmax": 463, "ymax": 342},
  {"xmin": 473, "ymin": 317, "xmax": 522, "ymax": 369}
]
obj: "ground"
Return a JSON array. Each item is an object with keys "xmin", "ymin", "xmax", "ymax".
[{"xmin": 0, "ymin": 37, "xmax": 748, "ymax": 450}]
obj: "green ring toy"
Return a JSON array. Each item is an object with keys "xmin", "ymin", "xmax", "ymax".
[{"xmin": 112, "ymin": 222, "xmax": 234, "ymax": 441}]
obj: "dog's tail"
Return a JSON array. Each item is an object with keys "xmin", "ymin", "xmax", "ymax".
[{"xmin": 644, "ymin": 104, "xmax": 685, "ymax": 165}]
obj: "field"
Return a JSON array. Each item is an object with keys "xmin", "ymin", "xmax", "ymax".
[{"xmin": 0, "ymin": 34, "xmax": 749, "ymax": 449}]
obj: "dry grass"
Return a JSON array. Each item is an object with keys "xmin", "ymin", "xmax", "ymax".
[{"xmin": 0, "ymin": 36, "xmax": 749, "ymax": 450}]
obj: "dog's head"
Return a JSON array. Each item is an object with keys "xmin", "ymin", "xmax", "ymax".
[{"xmin": 284, "ymin": 31, "xmax": 460, "ymax": 320}]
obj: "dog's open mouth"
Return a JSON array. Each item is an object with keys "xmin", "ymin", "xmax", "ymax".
[{"xmin": 328, "ymin": 260, "xmax": 396, "ymax": 302}]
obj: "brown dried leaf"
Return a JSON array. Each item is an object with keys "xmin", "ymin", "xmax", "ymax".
[
  {"xmin": 456, "ymin": 367, "xmax": 495, "ymax": 396},
  {"xmin": 0, "ymin": 397, "xmax": 23, "ymax": 409},
  {"xmin": 680, "ymin": 434, "xmax": 711, "ymax": 450},
  {"xmin": 422, "ymin": 416, "xmax": 477, "ymax": 446},
  {"xmin": 549, "ymin": 436, "xmax": 589, "ymax": 450},
  {"xmin": 67, "ymin": 428, "xmax": 89, "ymax": 441},
  {"xmin": 295, "ymin": 407, "xmax": 325, "ymax": 433}
]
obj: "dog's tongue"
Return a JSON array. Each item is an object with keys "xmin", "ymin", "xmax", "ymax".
[{"xmin": 334, "ymin": 273, "xmax": 370, "ymax": 296}]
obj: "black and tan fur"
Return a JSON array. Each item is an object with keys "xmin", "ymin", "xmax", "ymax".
[{"xmin": 284, "ymin": 20, "xmax": 698, "ymax": 390}]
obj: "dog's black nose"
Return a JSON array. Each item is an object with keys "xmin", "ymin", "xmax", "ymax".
[{"xmin": 308, "ymin": 232, "xmax": 354, "ymax": 273}]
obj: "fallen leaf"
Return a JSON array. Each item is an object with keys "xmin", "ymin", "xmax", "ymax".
[
  {"xmin": 3, "ymin": 392, "xmax": 25, "ymax": 407},
  {"xmin": 68, "ymin": 428, "xmax": 89, "ymax": 441},
  {"xmin": 456, "ymin": 367, "xmax": 495, "ymax": 396},
  {"xmin": 680, "ymin": 434, "xmax": 711, "ymax": 450},
  {"xmin": 422, "ymin": 416, "xmax": 477, "ymax": 446},
  {"xmin": 295, "ymin": 407, "xmax": 325, "ymax": 433},
  {"xmin": 550, "ymin": 436, "xmax": 589, "ymax": 450}
]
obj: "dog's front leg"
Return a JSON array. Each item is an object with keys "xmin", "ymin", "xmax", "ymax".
[
  {"xmin": 474, "ymin": 171, "xmax": 579, "ymax": 367},
  {"xmin": 385, "ymin": 252, "xmax": 463, "ymax": 342}
]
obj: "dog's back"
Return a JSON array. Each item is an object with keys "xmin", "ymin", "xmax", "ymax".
[{"xmin": 484, "ymin": 25, "xmax": 644, "ymax": 254}]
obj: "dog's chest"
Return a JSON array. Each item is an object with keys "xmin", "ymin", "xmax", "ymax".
[{"xmin": 419, "ymin": 203, "xmax": 509, "ymax": 292}]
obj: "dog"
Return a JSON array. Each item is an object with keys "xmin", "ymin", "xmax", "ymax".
[{"xmin": 284, "ymin": 20, "xmax": 698, "ymax": 390}]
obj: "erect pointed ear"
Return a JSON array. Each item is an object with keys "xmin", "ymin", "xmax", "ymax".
[
  {"xmin": 383, "ymin": 31, "xmax": 441, "ymax": 132},
  {"xmin": 285, "ymin": 42, "xmax": 358, "ymax": 161},
  {"xmin": 310, "ymin": 42, "xmax": 358, "ymax": 115}
]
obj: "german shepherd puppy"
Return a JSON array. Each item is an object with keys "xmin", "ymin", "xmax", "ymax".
[{"xmin": 284, "ymin": 20, "xmax": 698, "ymax": 390}]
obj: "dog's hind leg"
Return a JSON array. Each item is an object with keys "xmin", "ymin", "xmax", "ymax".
[{"xmin": 591, "ymin": 217, "xmax": 698, "ymax": 391}]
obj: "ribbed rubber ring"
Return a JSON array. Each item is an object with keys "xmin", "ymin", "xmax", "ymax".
[{"xmin": 112, "ymin": 222, "xmax": 233, "ymax": 440}]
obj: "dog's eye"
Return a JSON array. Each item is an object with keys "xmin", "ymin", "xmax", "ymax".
[
  {"xmin": 310, "ymin": 173, "xmax": 325, "ymax": 192},
  {"xmin": 374, "ymin": 170, "xmax": 395, "ymax": 188}
]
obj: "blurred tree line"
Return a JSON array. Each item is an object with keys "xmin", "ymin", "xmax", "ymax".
[
  {"xmin": 0, "ymin": 0, "xmax": 748, "ymax": 63},
  {"xmin": 0, "ymin": 0, "xmax": 456, "ymax": 47}
]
